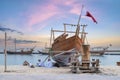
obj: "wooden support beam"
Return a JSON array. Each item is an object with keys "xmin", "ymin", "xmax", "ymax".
[
  {"xmin": 63, "ymin": 23, "xmax": 77, "ymax": 27},
  {"xmin": 52, "ymin": 30, "xmax": 88, "ymax": 34}
]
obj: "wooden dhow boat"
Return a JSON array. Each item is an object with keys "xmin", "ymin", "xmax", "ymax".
[{"xmin": 50, "ymin": 22, "xmax": 88, "ymax": 66}]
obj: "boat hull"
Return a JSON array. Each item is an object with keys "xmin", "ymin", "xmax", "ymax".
[
  {"xmin": 52, "ymin": 35, "xmax": 82, "ymax": 55},
  {"xmin": 52, "ymin": 49, "xmax": 76, "ymax": 66},
  {"xmin": 90, "ymin": 51, "xmax": 105, "ymax": 55},
  {"xmin": 7, "ymin": 51, "xmax": 33, "ymax": 54}
]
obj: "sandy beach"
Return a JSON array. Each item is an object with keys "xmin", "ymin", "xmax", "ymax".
[{"xmin": 0, "ymin": 65, "xmax": 120, "ymax": 80}]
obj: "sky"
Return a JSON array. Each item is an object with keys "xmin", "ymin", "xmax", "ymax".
[{"xmin": 0, "ymin": 0, "xmax": 120, "ymax": 51}]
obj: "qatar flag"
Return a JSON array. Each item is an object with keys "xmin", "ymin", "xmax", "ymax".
[{"xmin": 86, "ymin": 11, "xmax": 97, "ymax": 24}]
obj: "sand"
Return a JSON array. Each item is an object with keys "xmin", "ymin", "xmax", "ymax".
[{"xmin": 0, "ymin": 65, "xmax": 120, "ymax": 80}]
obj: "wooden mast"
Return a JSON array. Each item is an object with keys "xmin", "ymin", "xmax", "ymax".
[{"xmin": 14, "ymin": 38, "xmax": 16, "ymax": 52}]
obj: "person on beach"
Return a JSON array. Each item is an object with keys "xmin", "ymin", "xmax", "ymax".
[
  {"xmin": 37, "ymin": 59, "xmax": 43, "ymax": 67},
  {"xmin": 53, "ymin": 62, "xmax": 60, "ymax": 67},
  {"xmin": 29, "ymin": 62, "xmax": 35, "ymax": 68},
  {"xmin": 44, "ymin": 59, "xmax": 53, "ymax": 68},
  {"xmin": 23, "ymin": 60, "xmax": 29, "ymax": 66}
]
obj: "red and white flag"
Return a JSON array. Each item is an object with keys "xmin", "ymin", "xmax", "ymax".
[{"xmin": 85, "ymin": 11, "xmax": 97, "ymax": 24}]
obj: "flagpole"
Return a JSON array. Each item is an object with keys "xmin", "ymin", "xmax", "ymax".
[
  {"xmin": 76, "ymin": 5, "xmax": 84, "ymax": 36},
  {"xmin": 77, "ymin": 5, "xmax": 84, "ymax": 25},
  {"xmin": 4, "ymin": 32, "xmax": 7, "ymax": 72}
]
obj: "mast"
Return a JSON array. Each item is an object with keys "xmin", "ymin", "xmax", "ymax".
[
  {"xmin": 75, "ymin": 5, "xmax": 84, "ymax": 36},
  {"xmin": 15, "ymin": 38, "xmax": 16, "ymax": 52}
]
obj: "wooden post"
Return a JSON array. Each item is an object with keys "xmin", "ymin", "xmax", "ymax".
[
  {"xmin": 49, "ymin": 28, "xmax": 53, "ymax": 57},
  {"xmin": 50, "ymin": 28, "xmax": 52, "ymax": 47},
  {"xmin": 64, "ymin": 24, "xmax": 66, "ymax": 34},
  {"xmin": 4, "ymin": 32, "xmax": 7, "ymax": 72},
  {"xmin": 81, "ymin": 45, "xmax": 90, "ymax": 69},
  {"xmin": 15, "ymin": 38, "xmax": 16, "ymax": 52},
  {"xmin": 81, "ymin": 25, "xmax": 87, "ymax": 44},
  {"xmin": 53, "ymin": 31, "xmax": 55, "ymax": 41}
]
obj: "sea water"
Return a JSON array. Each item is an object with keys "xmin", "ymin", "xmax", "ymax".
[{"xmin": 0, "ymin": 52, "xmax": 120, "ymax": 66}]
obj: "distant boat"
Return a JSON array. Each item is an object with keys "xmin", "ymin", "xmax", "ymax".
[
  {"xmin": 38, "ymin": 50, "xmax": 49, "ymax": 55},
  {"xmin": 38, "ymin": 43, "xmax": 50, "ymax": 55},
  {"xmin": 7, "ymin": 38, "xmax": 35, "ymax": 54},
  {"xmin": 7, "ymin": 48, "xmax": 34, "ymax": 54},
  {"xmin": 90, "ymin": 50, "xmax": 105, "ymax": 55},
  {"xmin": 90, "ymin": 45, "xmax": 111, "ymax": 55}
]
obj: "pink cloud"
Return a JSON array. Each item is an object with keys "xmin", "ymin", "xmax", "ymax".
[
  {"xmin": 22, "ymin": 0, "xmax": 82, "ymax": 32},
  {"xmin": 66, "ymin": 1, "xmax": 83, "ymax": 15},
  {"xmin": 27, "ymin": 4, "xmax": 59, "ymax": 27},
  {"xmin": 52, "ymin": 0, "xmax": 82, "ymax": 15},
  {"xmin": 70, "ymin": 5, "xmax": 81, "ymax": 15}
]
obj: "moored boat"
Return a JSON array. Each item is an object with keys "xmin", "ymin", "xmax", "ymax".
[
  {"xmin": 50, "ymin": 23, "xmax": 88, "ymax": 66},
  {"xmin": 38, "ymin": 50, "xmax": 49, "ymax": 55},
  {"xmin": 90, "ymin": 51, "xmax": 105, "ymax": 55},
  {"xmin": 7, "ymin": 38, "xmax": 35, "ymax": 54},
  {"xmin": 90, "ymin": 45, "xmax": 111, "ymax": 55},
  {"xmin": 7, "ymin": 48, "xmax": 34, "ymax": 54}
]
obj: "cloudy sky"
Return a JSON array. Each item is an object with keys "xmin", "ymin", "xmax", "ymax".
[{"xmin": 0, "ymin": 0, "xmax": 120, "ymax": 51}]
